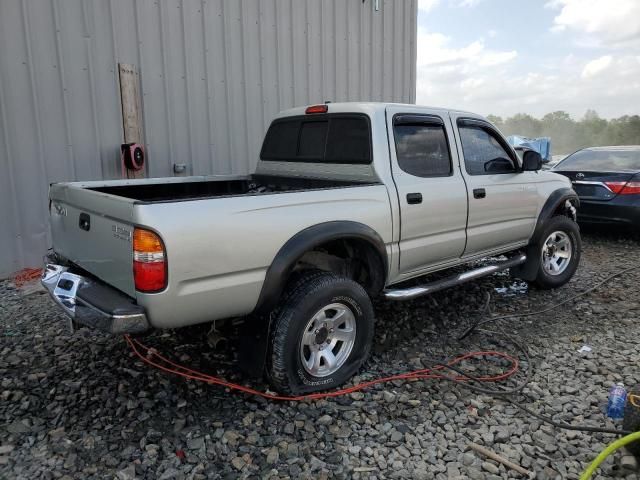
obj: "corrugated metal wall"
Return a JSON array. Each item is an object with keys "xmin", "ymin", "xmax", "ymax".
[{"xmin": 0, "ymin": 0, "xmax": 417, "ymax": 277}]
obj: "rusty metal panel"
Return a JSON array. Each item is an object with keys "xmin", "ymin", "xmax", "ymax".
[{"xmin": 0, "ymin": 0, "xmax": 417, "ymax": 277}]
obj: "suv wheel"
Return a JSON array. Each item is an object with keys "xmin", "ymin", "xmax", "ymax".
[
  {"xmin": 267, "ymin": 271, "xmax": 374, "ymax": 395},
  {"xmin": 531, "ymin": 215, "xmax": 581, "ymax": 289}
]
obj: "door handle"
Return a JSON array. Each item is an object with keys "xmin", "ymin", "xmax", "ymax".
[
  {"xmin": 473, "ymin": 188, "xmax": 486, "ymax": 199},
  {"xmin": 406, "ymin": 193, "xmax": 422, "ymax": 204}
]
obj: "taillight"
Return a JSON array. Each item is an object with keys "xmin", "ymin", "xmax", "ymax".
[
  {"xmin": 133, "ymin": 228, "xmax": 166, "ymax": 292},
  {"xmin": 605, "ymin": 181, "xmax": 640, "ymax": 195},
  {"xmin": 305, "ymin": 104, "xmax": 328, "ymax": 114}
]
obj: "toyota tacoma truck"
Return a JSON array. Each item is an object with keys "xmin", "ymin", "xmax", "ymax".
[{"xmin": 42, "ymin": 102, "xmax": 580, "ymax": 394}]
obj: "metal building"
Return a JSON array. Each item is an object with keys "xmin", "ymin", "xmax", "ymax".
[{"xmin": 0, "ymin": 0, "xmax": 417, "ymax": 277}]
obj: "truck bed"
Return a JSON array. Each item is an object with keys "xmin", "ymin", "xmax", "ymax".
[
  {"xmin": 89, "ymin": 175, "xmax": 370, "ymax": 203},
  {"xmin": 48, "ymin": 174, "xmax": 382, "ymax": 299}
]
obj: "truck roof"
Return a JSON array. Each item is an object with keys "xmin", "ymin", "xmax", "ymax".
[{"xmin": 276, "ymin": 102, "xmax": 482, "ymax": 121}]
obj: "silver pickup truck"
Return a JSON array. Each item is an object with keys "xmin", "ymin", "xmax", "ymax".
[{"xmin": 42, "ymin": 102, "xmax": 580, "ymax": 394}]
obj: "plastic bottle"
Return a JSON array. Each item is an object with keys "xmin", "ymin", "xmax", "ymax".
[{"xmin": 607, "ymin": 383, "xmax": 627, "ymax": 420}]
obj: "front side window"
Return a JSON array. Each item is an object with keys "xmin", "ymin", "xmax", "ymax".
[
  {"xmin": 459, "ymin": 125, "xmax": 516, "ymax": 175},
  {"xmin": 394, "ymin": 123, "xmax": 452, "ymax": 177}
]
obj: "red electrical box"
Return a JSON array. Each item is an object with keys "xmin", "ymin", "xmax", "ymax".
[{"xmin": 121, "ymin": 143, "xmax": 145, "ymax": 172}]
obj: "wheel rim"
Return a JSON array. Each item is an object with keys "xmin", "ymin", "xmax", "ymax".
[
  {"xmin": 541, "ymin": 230, "xmax": 572, "ymax": 276},
  {"xmin": 299, "ymin": 302, "xmax": 356, "ymax": 377}
]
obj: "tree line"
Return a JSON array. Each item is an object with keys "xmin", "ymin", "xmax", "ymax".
[{"xmin": 486, "ymin": 110, "xmax": 640, "ymax": 156}]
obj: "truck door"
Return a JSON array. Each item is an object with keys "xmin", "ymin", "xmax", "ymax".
[
  {"xmin": 386, "ymin": 107, "xmax": 468, "ymax": 274},
  {"xmin": 450, "ymin": 114, "xmax": 539, "ymax": 257}
]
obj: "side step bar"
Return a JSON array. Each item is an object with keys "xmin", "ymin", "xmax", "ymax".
[{"xmin": 384, "ymin": 254, "xmax": 527, "ymax": 301}]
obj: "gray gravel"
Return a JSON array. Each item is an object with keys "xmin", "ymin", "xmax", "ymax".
[{"xmin": 1, "ymin": 230, "xmax": 640, "ymax": 479}]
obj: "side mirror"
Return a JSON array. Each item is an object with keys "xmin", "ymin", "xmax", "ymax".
[{"xmin": 522, "ymin": 150, "xmax": 543, "ymax": 171}]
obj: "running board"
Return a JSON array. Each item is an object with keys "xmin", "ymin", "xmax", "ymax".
[{"xmin": 384, "ymin": 254, "xmax": 527, "ymax": 301}]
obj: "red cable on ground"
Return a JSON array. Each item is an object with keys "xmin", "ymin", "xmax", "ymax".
[
  {"xmin": 124, "ymin": 335, "xmax": 520, "ymax": 402},
  {"xmin": 12, "ymin": 268, "xmax": 43, "ymax": 288}
]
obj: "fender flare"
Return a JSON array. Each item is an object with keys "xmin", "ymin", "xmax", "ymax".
[
  {"xmin": 530, "ymin": 187, "xmax": 580, "ymax": 245},
  {"xmin": 512, "ymin": 187, "xmax": 580, "ymax": 281},
  {"xmin": 252, "ymin": 221, "xmax": 388, "ymax": 315}
]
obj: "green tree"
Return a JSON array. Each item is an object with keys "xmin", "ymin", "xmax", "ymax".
[
  {"xmin": 502, "ymin": 113, "xmax": 542, "ymax": 138},
  {"xmin": 486, "ymin": 110, "xmax": 640, "ymax": 155},
  {"xmin": 579, "ymin": 110, "xmax": 608, "ymax": 147},
  {"xmin": 486, "ymin": 114, "xmax": 503, "ymax": 128}
]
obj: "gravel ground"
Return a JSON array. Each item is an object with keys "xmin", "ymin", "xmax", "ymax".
[{"xmin": 1, "ymin": 230, "xmax": 639, "ymax": 480}]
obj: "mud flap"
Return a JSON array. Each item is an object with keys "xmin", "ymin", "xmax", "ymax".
[
  {"xmin": 236, "ymin": 315, "xmax": 272, "ymax": 379},
  {"xmin": 510, "ymin": 245, "xmax": 538, "ymax": 282}
]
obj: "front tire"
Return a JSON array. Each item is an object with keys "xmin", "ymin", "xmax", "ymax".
[
  {"xmin": 531, "ymin": 215, "xmax": 581, "ymax": 289},
  {"xmin": 267, "ymin": 271, "xmax": 374, "ymax": 395}
]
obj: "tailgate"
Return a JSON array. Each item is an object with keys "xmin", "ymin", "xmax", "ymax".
[{"xmin": 49, "ymin": 183, "xmax": 137, "ymax": 297}]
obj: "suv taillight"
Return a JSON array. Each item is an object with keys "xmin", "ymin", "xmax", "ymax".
[
  {"xmin": 605, "ymin": 181, "xmax": 640, "ymax": 195},
  {"xmin": 133, "ymin": 228, "xmax": 166, "ymax": 292}
]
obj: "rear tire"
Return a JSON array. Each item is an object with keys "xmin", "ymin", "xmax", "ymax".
[
  {"xmin": 267, "ymin": 271, "xmax": 374, "ymax": 395},
  {"xmin": 530, "ymin": 215, "xmax": 581, "ymax": 289}
]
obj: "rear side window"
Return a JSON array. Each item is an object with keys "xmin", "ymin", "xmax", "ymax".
[
  {"xmin": 260, "ymin": 114, "xmax": 371, "ymax": 164},
  {"xmin": 555, "ymin": 149, "xmax": 640, "ymax": 172},
  {"xmin": 458, "ymin": 124, "xmax": 516, "ymax": 175},
  {"xmin": 394, "ymin": 123, "xmax": 452, "ymax": 177}
]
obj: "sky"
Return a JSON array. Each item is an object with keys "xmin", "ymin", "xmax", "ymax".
[{"xmin": 416, "ymin": 0, "xmax": 640, "ymax": 119}]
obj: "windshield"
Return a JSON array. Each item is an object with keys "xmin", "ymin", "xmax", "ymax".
[{"xmin": 555, "ymin": 149, "xmax": 640, "ymax": 172}]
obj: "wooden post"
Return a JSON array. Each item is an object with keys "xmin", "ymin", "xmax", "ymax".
[{"xmin": 118, "ymin": 63, "xmax": 145, "ymax": 178}]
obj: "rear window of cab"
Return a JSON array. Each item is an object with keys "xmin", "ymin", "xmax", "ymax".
[{"xmin": 260, "ymin": 114, "xmax": 372, "ymax": 164}]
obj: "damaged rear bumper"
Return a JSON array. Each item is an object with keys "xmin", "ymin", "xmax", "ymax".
[{"xmin": 41, "ymin": 256, "xmax": 150, "ymax": 334}]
